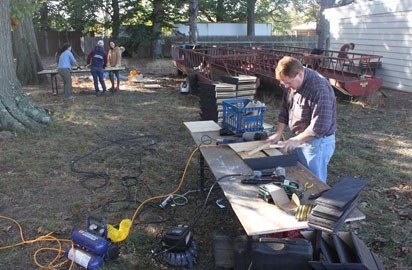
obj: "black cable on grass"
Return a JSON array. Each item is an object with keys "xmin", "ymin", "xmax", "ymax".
[
  {"xmin": 190, "ymin": 174, "xmax": 241, "ymax": 229},
  {"xmin": 70, "ymin": 134, "xmax": 156, "ymax": 190}
]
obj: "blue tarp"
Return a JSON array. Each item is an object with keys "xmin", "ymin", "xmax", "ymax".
[{"xmin": 103, "ymin": 72, "xmax": 127, "ymax": 79}]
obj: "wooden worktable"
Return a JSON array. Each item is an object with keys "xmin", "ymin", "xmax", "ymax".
[
  {"xmin": 185, "ymin": 121, "xmax": 365, "ymax": 236},
  {"xmin": 37, "ymin": 66, "xmax": 126, "ymax": 94}
]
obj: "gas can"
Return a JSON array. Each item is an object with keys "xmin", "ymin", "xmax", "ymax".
[
  {"xmin": 66, "ymin": 247, "xmax": 104, "ymax": 270},
  {"xmin": 72, "ymin": 228, "xmax": 109, "ymax": 256}
]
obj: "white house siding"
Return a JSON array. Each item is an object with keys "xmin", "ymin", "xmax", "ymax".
[
  {"xmin": 175, "ymin": 23, "xmax": 272, "ymax": 37},
  {"xmin": 324, "ymin": 0, "xmax": 412, "ymax": 92}
]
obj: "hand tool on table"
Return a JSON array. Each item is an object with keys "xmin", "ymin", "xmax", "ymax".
[
  {"xmin": 299, "ymin": 182, "xmax": 314, "ymax": 198},
  {"xmin": 241, "ymin": 169, "xmax": 285, "ymax": 184}
]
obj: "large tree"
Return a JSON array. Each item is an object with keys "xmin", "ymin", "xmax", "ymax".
[
  {"xmin": 0, "ymin": 0, "xmax": 51, "ymax": 131},
  {"xmin": 246, "ymin": 0, "xmax": 256, "ymax": 36},
  {"xmin": 11, "ymin": 0, "xmax": 45, "ymax": 86},
  {"xmin": 151, "ymin": 0, "xmax": 163, "ymax": 58},
  {"xmin": 317, "ymin": 0, "xmax": 355, "ymax": 48},
  {"xmin": 189, "ymin": 0, "xmax": 198, "ymax": 44}
]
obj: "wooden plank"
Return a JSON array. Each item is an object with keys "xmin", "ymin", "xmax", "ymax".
[
  {"xmin": 262, "ymin": 148, "xmax": 283, "ymax": 156},
  {"xmin": 184, "ymin": 120, "xmax": 221, "ymax": 133},
  {"xmin": 237, "ymin": 151, "xmax": 267, "ymax": 159},
  {"xmin": 228, "ymin": 140, "xmax": 267, "ymax": 153}
]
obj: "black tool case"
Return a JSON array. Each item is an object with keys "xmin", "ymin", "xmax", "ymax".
[{"xmin": 250, "ymin": 237, "xmax": 313, "ymax": 270}]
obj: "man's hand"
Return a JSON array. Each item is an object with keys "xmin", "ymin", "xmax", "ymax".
[
  {"xmin": 283, "ymin": 138, "xmax": 302, "ymax": 152},
  {"xmin": 266, "ymin": 133, "xmax": 282, "ymax": 144}
]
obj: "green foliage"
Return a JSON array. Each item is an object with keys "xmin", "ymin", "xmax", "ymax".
[
  {"xmin": 11, "ymin": 0, "xmax": 39, "ymax": 22},
  {"xmin": 117, "ymin": 24, "xmax": 152, "ymax": 54},
  {"xmin": 198, "ymin": 0, "xmax": 246, "ymax": 22}
]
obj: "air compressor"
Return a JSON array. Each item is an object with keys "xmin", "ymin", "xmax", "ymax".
[{"xmin": 66, "ymin": 216, "xmax": 119, "ymax": 270}]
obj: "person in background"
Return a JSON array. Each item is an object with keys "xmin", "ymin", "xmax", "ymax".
[
  {"xmin": 338, "ymin": 43, "xmax": 355, "ymax": 59},
  {"xmin": 267, "ymin": 56, "xmax": 336, "ymax": 183},
  {"xmin": 57, "ymin": 43, "xmax": 79, "ymax": 100},
  {"xmin": 87, "ymin": 40, "xmax": 107, "ymax": 96},
  {"xmin": 107, "ymin": 41, "xmax": 125, "ymax": 92}
]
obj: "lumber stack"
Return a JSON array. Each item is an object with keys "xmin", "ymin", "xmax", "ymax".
[{"xmin": 198, "ymin": 75, "xmax": 257, "ymax": 122}]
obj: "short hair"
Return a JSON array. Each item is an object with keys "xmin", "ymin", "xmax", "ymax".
[
  {"xmin": 276, "ymin": 56, "xmax": 304, "ymax": 80},
  {"xmin": 350, "ymin": 43, "xmax": 355, "ymax": 49},
  {"xmin": 60, "ymin": 43, "xmax": 71, "ymax": 54}
]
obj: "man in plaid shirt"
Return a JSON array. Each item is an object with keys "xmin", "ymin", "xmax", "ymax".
[{"xmin": 267, "ymin": 56, "xmax": 336, "ymax": 183}]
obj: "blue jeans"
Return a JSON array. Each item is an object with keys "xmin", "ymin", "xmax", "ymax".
[
  {"xmin": 295, "ymin": 134, "xmax": 335, "ymax": 183},
  {"xmin": 91, "ymin": 68, "xmax": 106, "ymax": 92}
]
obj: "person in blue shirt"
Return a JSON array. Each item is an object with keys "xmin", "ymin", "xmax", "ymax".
[
  {"xmin": 57, "ymin": 43, "xmax": 79, "ymax": 99},
  {"xmin": 87, "ymin": 40, "xmax": 108, "ymax": 96}
]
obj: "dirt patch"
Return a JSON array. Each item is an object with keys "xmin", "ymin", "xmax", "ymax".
[{"xmin": 0, "ymin": 58, "xmax": 411, "ymax": 269}]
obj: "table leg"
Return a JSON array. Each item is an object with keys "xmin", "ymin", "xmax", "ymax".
[
  {"xmin": 246, "ymin": 236, "xmax": 253, "ymax": 269},
  {"xmin": 54, "ymin": 74, "xmax": 58, "ymax": 95},
  {"xmin": 313, "ymin": 229, "xmax": 322, "ymax": 260},
  {"xmin": 50, "ymin": 74, "xmax": 58, "ymax": 95}
]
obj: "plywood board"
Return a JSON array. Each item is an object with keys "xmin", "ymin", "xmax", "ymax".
[{"xmin": 184, "ymin": 120, "xmax": 221, "ymax": 133}]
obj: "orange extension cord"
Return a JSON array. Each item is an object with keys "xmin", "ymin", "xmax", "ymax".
[{"xmin": 0, "ymin": 145, "xmax": 218, "ymax": 269}]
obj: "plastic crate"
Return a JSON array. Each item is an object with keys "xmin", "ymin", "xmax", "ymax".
[{"xmin": 222, "ymin": 99, "xmax": 266, "ymax": 134}]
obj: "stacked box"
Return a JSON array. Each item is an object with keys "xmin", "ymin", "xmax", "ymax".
[
  {"xmin": 198, "ymin": 75, "xmax": 258, "ymax": 123},
  {"xmin": 221, "ymin": 75, "xmax": 257, "ymax": 98}
]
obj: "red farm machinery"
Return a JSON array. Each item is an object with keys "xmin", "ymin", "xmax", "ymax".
[{"xmin": 172, "ymin": 44, "xmax": 383, "ymax": 96}]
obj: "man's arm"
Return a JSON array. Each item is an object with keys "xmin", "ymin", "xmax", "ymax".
[{"xmin": 267, "ymin": 122, "xmax": 287, "ymax": 144}]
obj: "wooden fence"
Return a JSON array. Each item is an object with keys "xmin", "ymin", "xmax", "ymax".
[
  {"xmin": 36, "ymin": 30, "xmax": 83, "ymax": 58},
  {"xmin": 37, "ymin": 32, "xmax": 317, "ymax": 59}
]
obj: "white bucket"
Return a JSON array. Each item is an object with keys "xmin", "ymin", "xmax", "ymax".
[{"xmin": 180, "ymin": 81, "xmax": 189, "ymax": 93}]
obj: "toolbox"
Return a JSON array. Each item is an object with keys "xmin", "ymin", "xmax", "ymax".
[
  {"xmin": 250, "ymin": 237, "xmax": 313, "ymax": 270},
  {"xmin": 222, "ymin": 99, "xmax": 265, "ymax": 134},
  {"xmin": 233, "ymin": 236, "xmax": 312, "ymax": 270}
]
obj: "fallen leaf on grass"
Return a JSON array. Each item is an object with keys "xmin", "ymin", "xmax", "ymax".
[
  {"xmin": 71, "ymin": 207, "xmax": 79, "ymax": 215},
  {"xmin": 398, "ymin": 210, "xmax": 411, "ymax": 220},
  {"xmin": 350, "ymin": 223, "xmax": 361, "ymax": 230},
  {"xmin": 3, "ymin": 226, "xmax": 12, "ymax": 232},
  {"xmin": 401, "ymin": 246, "xmax": 412, "ymax": 255},
  {"xmin": 37, "ymin": 226, "xmax": 44, "ymax": 234}
]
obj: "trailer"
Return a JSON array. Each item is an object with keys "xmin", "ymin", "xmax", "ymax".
[{"xmin": 172, "ymin": 44, "xmax": 383, "ymax": 96}]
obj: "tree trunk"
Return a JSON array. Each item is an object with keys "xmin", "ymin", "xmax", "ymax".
[
  {"xmin": 0, "ymin": 0, "xmax": 52, "ymax": 132},
  {"xmin": 247, "ymin": 0, "xmax": 256, "ymax": 36},
  {"xmin": 317, "ymin": 0, "xmax": 335, "ymax": 49},
  {"xmin": 111, "ymin": 0, "xmax": 120, "ymax": 40},
  {"xmin": 151, "ymin": 0, "xmax": 163, "ymax": 58},
  {"xmin": 189, "ymin": 0, "xmax": 198, "ymax": 44},
  {"xmin": 216, "ymin": 0, "xmax": 224, "ymax": 22},
  {"xmin": 11, "ymin": 0, "xmax": 45, "ymax": 86}
]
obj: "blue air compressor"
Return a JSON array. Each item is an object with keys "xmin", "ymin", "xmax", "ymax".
[{"xmin": 66, "ymin": 216, "xmax": 119, "ymax": 269}]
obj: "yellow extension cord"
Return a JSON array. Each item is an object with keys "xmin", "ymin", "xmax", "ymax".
[{"xmin": 0, "ymin": 145, "xmax": 217, "ymax": 269}]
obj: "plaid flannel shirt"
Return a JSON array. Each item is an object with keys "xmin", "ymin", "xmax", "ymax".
[{"xmin": 278, "ymin": 68, "xmax": 336, "ymax": 138}]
